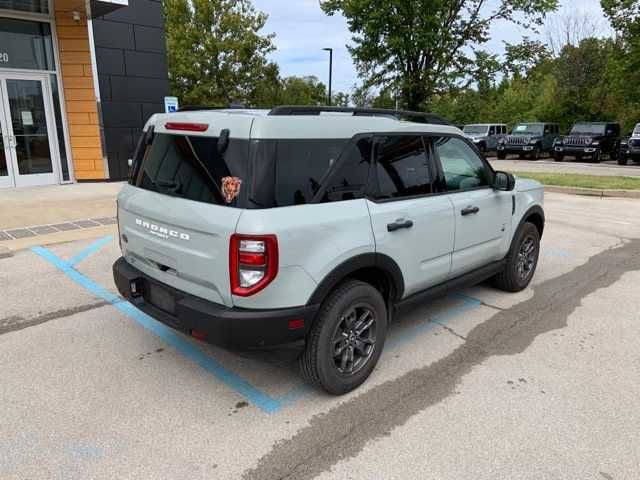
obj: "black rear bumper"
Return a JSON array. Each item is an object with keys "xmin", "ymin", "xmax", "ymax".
[{"xmin": 112, "ymin": 257, "xmax": 317, "ymax": 352}]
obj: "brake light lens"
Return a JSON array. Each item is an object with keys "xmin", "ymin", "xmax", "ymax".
[
  {"xmin": 230, "ymin": 234, "xmax": 278, "ymax": 296},
  {"xmin": 164, "ymin": 122, "xmax": 209, "ymax": 132}
]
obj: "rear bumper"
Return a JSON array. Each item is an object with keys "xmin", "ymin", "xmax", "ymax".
[{"xmin": 112, "ymin": 257, "xmax": 317, "ymax": 352}]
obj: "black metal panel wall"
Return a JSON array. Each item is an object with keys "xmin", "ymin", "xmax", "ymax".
[{"xmin": 92, "ymin": 0, "xmax": 169, "ymax": 180}]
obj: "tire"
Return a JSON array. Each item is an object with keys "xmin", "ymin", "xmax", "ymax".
[
  {"xmin": 618, "ymin": 156, "xmax": 628, "ymax": 166},
  {"xmin": 518, "ymin": 153, "xmax": 525, "ymax": 160},
  {"xmin": 592, "ymin": 150, "xmax": 601, "ymax": 163},
  {"xmin": 530, "ymin": 145, "xmax": 541, "ymax": 160},
  {"xmin": 493, "ymin": 222, "xmax": 540, "ymax": 293},
  {"xmin": 553, "ymin": 153, "xmax": 564, "ymax": 162},
  {"xmin": 299, "ymin": 280, "xmax": 388, "ymax": 395},
  {"xmin": 497, "ymin": 151, "xmax": 506, "ymax": 160}
]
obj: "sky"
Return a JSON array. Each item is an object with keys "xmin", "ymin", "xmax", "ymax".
[{"xmin": 251, "ymin": 0, "xmax": 611, "ymax": 94}]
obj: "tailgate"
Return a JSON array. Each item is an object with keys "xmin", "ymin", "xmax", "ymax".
[{"xmin": 118, "ymin": 184, "xmax": 241, "ymax": 307}]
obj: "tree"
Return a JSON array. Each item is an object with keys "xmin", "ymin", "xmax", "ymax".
[
  {"xmin": 321, "ymin": 0, "xmax": 559, "ymax": 110},
  {"xmin": 164, "ymin": 0, "xmax": 276, "ymax": 106}
]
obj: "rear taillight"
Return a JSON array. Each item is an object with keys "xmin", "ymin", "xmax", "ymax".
[{"xmin": 230, "ymin": 234, "xmax": 278, "ymax": 296}]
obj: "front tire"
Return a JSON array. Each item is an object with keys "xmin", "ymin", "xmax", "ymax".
[
  {"xmin": 299, "ymin": 280, "xmax": 387, "ymax": 395},
  {"xmin": 493, "ymin": 222, "xmax": 540, "ymax": 293},
  {"xmin": 553, "ymin": 153, "xmax": 564, "ymax": 162},
  {"xmin": 530, "ymin": 145, "xmax": 541, "ymax": 160},
  {"xmin": 497, "ymin": 151, "xmax": 506, "ymax": 160},
  {"xmin": 618, "ymin": 156, "xmax": 628, "ymax": 166}
]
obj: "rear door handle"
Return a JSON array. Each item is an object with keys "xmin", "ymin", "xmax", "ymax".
[
  {"xmin": 387, "ymin": 219, "xmax": 414, "ymax": 232},
  {"xmin": 461, "ymin": 206, "xmax": 480, "ymax": 216}
]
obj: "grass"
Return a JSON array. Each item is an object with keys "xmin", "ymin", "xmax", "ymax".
[{"xmin": 512, "ymin": 172, "xmax": 640, "ymax": 191}]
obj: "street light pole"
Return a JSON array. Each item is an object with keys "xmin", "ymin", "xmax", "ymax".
[{"xmin": 323, "ymin": 47, "xmax": 333, "ymax": 106}]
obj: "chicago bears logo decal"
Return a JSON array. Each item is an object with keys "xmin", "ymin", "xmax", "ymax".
[{"xmin": 221, "ymin": 176, "xmax": 242, "ymax": 203}]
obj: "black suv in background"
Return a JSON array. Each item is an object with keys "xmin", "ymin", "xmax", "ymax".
[
  {"xmin": 553, "ymin": 122, "xmax": 620, "ymax": 163},
  {"xmin": 497, "ymin": 123, "xmax": 560, "ymax": 160},
  {"xmin": 618, "ymin": 123, "xmax": 640, "ymax": 165}
]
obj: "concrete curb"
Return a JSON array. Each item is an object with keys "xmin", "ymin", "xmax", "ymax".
[
  {"xmin": 0, "ymin": 224, "xmax": 117, "ymax": 254},
  {"xmin": 544, "ymin": 185, "xmax": 640, "ymax": 199}
]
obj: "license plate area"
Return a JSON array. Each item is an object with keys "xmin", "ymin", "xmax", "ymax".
[{"xmin": 146, "ymin": 282, "xmax": 177, "ymax": 315}]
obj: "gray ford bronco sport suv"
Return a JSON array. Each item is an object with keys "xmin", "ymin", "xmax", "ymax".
[{"xmin": 113, "ymin": 106, "xmax": 545, "ymax": 395}]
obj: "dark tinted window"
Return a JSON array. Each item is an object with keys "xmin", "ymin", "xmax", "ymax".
[
  {"xmin": 372, "ymin": 135, "xmax": 434, "ymax": 199},
  {"xmin": 133, "ymin": 133, "xmax": 249, "ymax": 206},
  {"xmin": 274, "ymin": 139, "xmax": 347, "ymax": 206},
  {"xmin": 321, "ymin": 137, "xmax": 373, "ymax": 202},
  {"xmin": 0, "ymin": 18, "xmax": 54, "ymax": 70},
  {"xmin": 435, "ymin": 137, "xmax": 492, "ymax": 191}
]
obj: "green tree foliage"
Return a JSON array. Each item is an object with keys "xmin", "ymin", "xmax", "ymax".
[
  {"xmin": 164, "ymin": 0, "xmax": 277, "ymax": 106},
  {"xmin": 321, "ymin": 0, "xmax": 559, "ymax": 110}
]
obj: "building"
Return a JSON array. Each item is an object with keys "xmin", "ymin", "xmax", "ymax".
[{"xmin": 0, "ymin": 0, "xmax": 169, "ymax": 188}]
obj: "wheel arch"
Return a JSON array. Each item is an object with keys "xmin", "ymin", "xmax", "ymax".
[
  {"xmin": 519, "ymin": 205, "xmax": 545, "ymax": 239},
  {"xmin": 306, "ymin": 253, "xmax": 405, "ymax": 308}
]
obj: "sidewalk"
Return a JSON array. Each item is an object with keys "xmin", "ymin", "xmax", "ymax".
[{"xmin": 0, "ymin": 182, "xmax": 123, "ymax": 254}]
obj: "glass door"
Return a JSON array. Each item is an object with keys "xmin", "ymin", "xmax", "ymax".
[{"xmin": 0, "ymin": 72, "xmax": 59, "ymax": 188}]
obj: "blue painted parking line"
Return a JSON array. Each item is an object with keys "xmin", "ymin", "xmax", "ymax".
[
  {"xmin": 31, "ymin": 245, "xmax": 283, "ymax": 414},
  {"xmin": 68, "ymin": 235, "xmax": 113, "ymax": 266},
  {"xmin": 32, "ymin": 239, "xmax": 485, "ymax": 414}
]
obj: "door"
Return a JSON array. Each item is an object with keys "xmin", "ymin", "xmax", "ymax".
[
  {"xmin": 432, "ymin": 136, "xmax": 513, "ymax": 277},
  {"xmin": 0, "ymin": 73, "xmax": 59, "ymax": 188},
  {"xmin": 366, "ymin": 134, "xmax": 455, "ymax": 298}
]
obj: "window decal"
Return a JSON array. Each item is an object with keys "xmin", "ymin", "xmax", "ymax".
[{"xmin": 221, "ymin": 176, "xmax": 242, "ymax": 203}]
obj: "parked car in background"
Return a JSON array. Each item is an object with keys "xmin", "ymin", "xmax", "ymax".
[
  {"xmin": 618, "ymin": 123, "xmax": 640, "ymax": 165},
  {"xmin": 497, "ymin": 123, "xmax": 560, "ymax": 160},
  {"xmin": 462, "ymin": 124, "xmax": 507, "ymax": 154},
  {"xmin": 553, "ymin": 122, "xmax": 620, "ymax": 163}
]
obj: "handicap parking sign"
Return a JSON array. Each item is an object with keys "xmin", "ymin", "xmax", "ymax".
[{"xmin": 164, "ymin": 96, "xmax": 179, "ymax": 113}]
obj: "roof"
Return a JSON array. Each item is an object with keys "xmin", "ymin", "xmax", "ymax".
[{"xmin": 145, "ymin": 109, "xmax": 460, "ymax": 140}]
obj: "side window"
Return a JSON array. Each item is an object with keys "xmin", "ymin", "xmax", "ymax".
[
  {"xmin": 489, "ymin": 126, "xmax": 496, "ymax": 135},
  {"xmin": 372, "ymin": 135, "xmax": 434, "ymax": 199},
  {"xmin": 502, "ymin": 126, "xmax": 506, "ymax": 134},
  {"xmin": 434, "ymin": 136, "xmax": 493, "ymax": 192},
  {"xmin": 321, "ymin": 137, "xmax": 373, "ymax": 202},
  {"xmin": 275, "ymin": 139, "xmax": 347, "ymax": 206},
  {"xmin": 544, "ymin": 125, "xmax": 550, "ymax": 134}
]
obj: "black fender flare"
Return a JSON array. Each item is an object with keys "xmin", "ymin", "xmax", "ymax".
[
  {"xmin": 306, "ymin": 253, "xmax": 405, "ymax": 306},
  {"xmin": 515, "ymin": 205, "xmax": 545, "ymax": 242}
]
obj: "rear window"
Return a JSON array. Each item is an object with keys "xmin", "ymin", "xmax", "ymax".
[
  {"xmin": 131, "ymin": 133, "xmax": 251, "ymax": 207},
  {"xmin": 131, "ymin": 133, "xmax": 350, "ymax": 209}
]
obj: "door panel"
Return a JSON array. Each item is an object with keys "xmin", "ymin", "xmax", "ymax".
[
  {"xmin": 433, "ymin": 135, "xmax": 512, "ymax": 277},
  {"xmin": 448, "ymin": 188, "xmax": 513, "ymax": 276},
  {"xmin": 366, "ymin": 134, "xmax": 455, "ymax": 299},
  {"xmin": 367, "ymin": 197, "xmax": 454, "ymax": 297}
]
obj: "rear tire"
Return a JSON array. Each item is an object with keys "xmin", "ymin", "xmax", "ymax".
[
  {"xmin": 618, "ymin": 156, "xmax": 628, "ymax": 166},
  {"xmin": 553, "ymin": 153, "xmax": 564, "ymax": 162},
  {"xmin": 592, "ymin": 150, "xmax": 601, "ymax": 163},
  {"xmin": 497, "ymin": 151, "xmax": 506, "ymax": 160},
  {"xmin": 299, "ymin": 280, "xmax": 387, "ymax": 395},
  {"xmin": 493, "ymin": 222, "xmax": 540, "ymax": 293}
]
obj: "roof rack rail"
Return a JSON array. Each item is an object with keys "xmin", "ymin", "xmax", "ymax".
[
  {"xmin": 177, "ymin": 103, "xmax": 249, "ymax": 112},
  {"xmin": 268, "ymin": 105, "xmax": 451, "ymax": 125}
]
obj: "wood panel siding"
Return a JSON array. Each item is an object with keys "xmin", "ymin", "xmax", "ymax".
[{"xmin": 54, "ymin": 1, "xmax": 106, "ymax": 180}]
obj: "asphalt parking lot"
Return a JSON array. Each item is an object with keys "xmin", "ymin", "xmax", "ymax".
[{"xmin": 1, "ymin": 192, "xmax": 640, "ymax": 480}]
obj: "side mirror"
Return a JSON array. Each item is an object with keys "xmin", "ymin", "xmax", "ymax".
[{"xmin": 494, "ymin": 171, "xmax": 515, "ymax": 191}]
